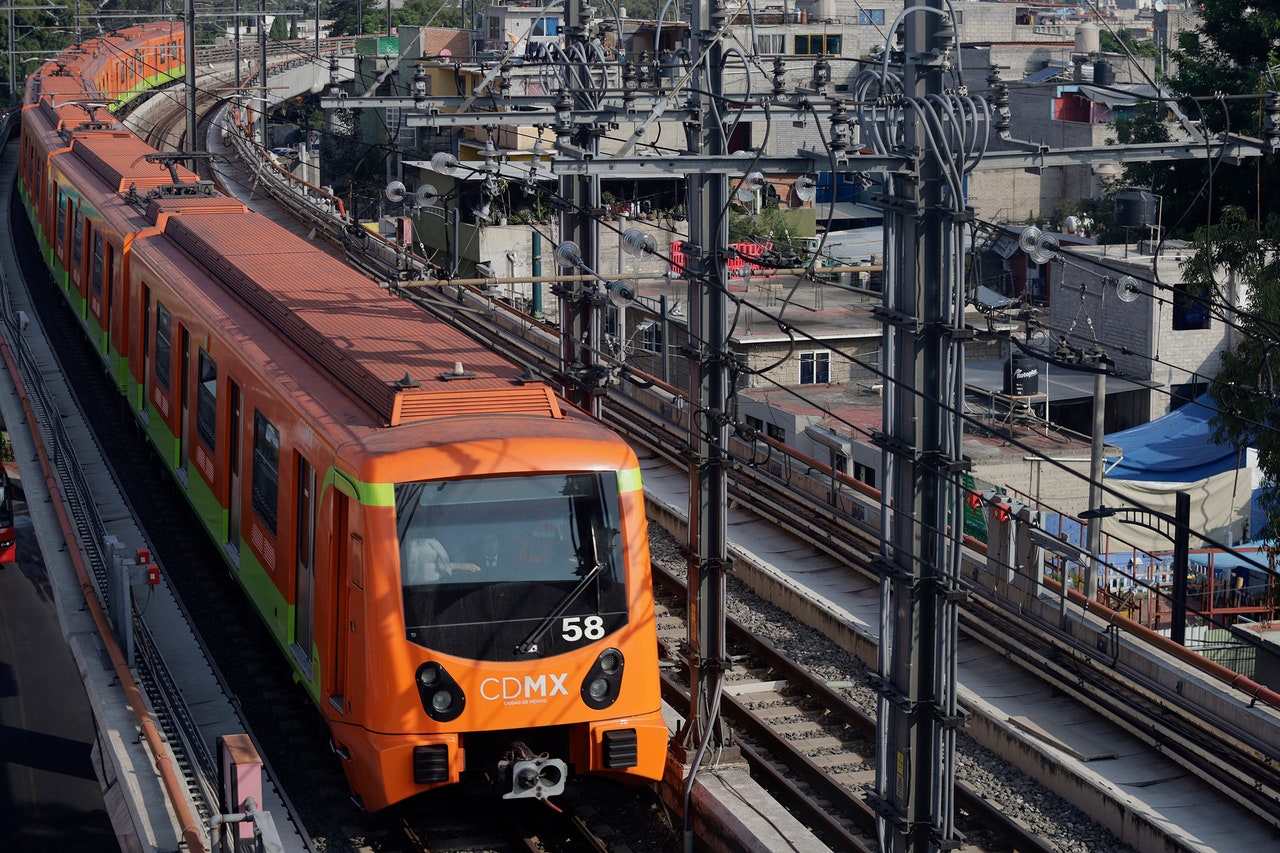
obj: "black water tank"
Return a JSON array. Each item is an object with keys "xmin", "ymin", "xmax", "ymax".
[
  {"xmin": 1005, "ymin": 354, "xmax": 1040, "ymax": 396},
  {"xmin": 1093, "ymin": 59, "xmax": 1114, "ymax": 86},
  {"xmin": 1114, "ymin": 187, "xmax": 1158, "ymax": 228}
]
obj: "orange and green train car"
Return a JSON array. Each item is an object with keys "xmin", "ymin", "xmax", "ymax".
[{"xmin": 18, "ymin": 26, "xmax": 667, "ymax": 811}]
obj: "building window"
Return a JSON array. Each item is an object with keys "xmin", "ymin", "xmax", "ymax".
[
  {"xmin": 854, "ymin": 461, "xmax": 876, "ymax": 489},
  {"xmin": 766, "ymin": 422, "xmax": 786, "ymax": 441},
  {"xmin": 253, "ymin": 410, "xmax": 280, "ymax": 536},
  {"xmin": 794, "ymin": 34, "xmax": 841, "ymax": 55},
  {"xmin": 800, "ymin": 351, "xmax": 831, "ymax": 385},
  {"xmin": 487, "ymin": 16, "xmax": 501, "ymax": 40},
  {"xmin": 531, "ymin": 17, "xmax": 558, "ymax": 36},
  {"xmin": 155, "ymin": 302, "xmax": 172, "ymax": 390},
  {"xmin": 859, "ymin": 9, "xmax": 885, "ymax": 25},
  {"xmin": 1172, "ymin": 286, "xmax": 1211, "ymax": 330},
  {"xmin": 746, "ymin": 415, "xmax": 764, "ymax": 432},
  {"xmin": 641, "ymin": 323, "xmax": 664, "ymax": 355},
  {"xmin": 196, "ymin": 350, "xmax": 217, "ymax": 450},
  {"xmin": 755, "ymin": 33, "xmax": 785, "ymax": 54}
]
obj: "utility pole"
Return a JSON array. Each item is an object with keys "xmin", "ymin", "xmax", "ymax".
[
  {"xmin": 185, "ymin": 0, "xmax": 197, "ymax": 150},
  {"xmin": 680, "ymin": 0, "xmax": 732, "ymax": 793},
  {"xmin": 555, "ymin": 0, "xmax": 603, "ymax": 419},
  {"xmin": 868, "ymin": 2, "xmax": 964, "ymax": 848},
  {"xmin": 258, "ymin": 0, "xmax": 267, "ymax": 148}
]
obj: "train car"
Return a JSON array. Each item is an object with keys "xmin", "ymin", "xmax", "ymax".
[
  {"xmin": 17, "ymin": 28, "xmax": 667, "ymax": 811},
  {"xmin": 0, "ymin": 468, "xmax": 15, "ymax": 564}
]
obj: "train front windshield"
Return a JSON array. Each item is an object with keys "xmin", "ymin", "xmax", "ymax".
[{"xmin": 397, "ymin": 473, "xmax": 630, "ymax": 661}]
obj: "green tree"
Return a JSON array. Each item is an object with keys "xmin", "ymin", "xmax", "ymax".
[
  {"xmin": 1180, "ymin": 207, "xmax": 1280, "ymax": 537},
  {"xmin": 1099, "ymin": 29, "xmax": 1159, "ymax": 59},
  {"xmin": 326, "ymin": 0, "xmax": 380, "ymax": 36},
  {"xmin": 269, "ymin": 14, "xmax": 290, "ymax": 41},
  {"xmin": 395, "ymin": 0, "xmax": 463, "ymax": 29}
]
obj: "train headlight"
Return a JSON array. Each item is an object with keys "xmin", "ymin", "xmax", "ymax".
[
  {"xmin": 580, "ymin": 648, "xmax": 624, "ymax": 710},
  {"xmin": 415, "ymin": 662, "xmax": 465, "ymax": 722}
]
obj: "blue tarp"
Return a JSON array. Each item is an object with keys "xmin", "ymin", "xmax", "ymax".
[{"xmin": 1104, "ymin": 394, "xmax": 1242, "ymax": 483}]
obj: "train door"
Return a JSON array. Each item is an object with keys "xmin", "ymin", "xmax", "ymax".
[
  {"xmin": 293, "ymin": 456, "xmax": 316, "ymax": 675},
  {"xmin": 179, "ymin": 326, "xmax": 190, "ymax": 477},
  {"xmin": 329, "ymin": 492, "xmax": 362, "ymax": 717},
  {"xmin": 141, "ymin": 286, "xmax": 152, "ymax": 413},
  {"xmin": 227, "ymin": 381, "xmax": 242, "ymax": 553}
]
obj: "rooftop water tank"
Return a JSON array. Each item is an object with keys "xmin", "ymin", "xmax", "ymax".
[
  {"xmin": 1093, "ymin": 59, "xmax": 1114, "ymax": 86},
  {"xmin": 1075, "ymin": 22, "xmax": 1100, "ymax": 54},
  {"xmin": 1115, "ymin": 187, "xmax": 1159, "ymax": 228}
]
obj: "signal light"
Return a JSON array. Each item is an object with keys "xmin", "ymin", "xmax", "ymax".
[
  {"xmin": 992, "ymin": 503, "xmax": 1011, "ymax": 523},
  {"xmin": 966, "ymin": 491, "xmax": 982, "ymax": 509}
]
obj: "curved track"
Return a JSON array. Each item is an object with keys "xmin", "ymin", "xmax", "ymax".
[{"xmin": 127, "ymin": 48, "xmax": 1280, "ymax": 852}]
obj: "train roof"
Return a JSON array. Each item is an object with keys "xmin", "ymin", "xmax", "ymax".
[
  {"xmin": 157, "ymin": 209, "xmax": 560, "ymax": 427},
  {"xmin": 68, "ymin": 133, "xmax": 200, "ymax": 192}
]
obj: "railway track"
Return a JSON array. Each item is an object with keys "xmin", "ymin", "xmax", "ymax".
[
  {"xmin": 135, "ymin": 53, "xmax": 1280, "ymax": 850},
  {"xmin": 652, "ymin": 559, "xmax": 1061, "ymax": 853}
]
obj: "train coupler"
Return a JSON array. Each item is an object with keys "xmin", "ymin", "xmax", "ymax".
[{"xmin": 497, "ymin": 741, "xmax": 567, "ymax": 800}]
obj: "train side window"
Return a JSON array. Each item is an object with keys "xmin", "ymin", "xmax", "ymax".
[
  {"xmin": 155, "ymin": 302, "xmax": 172, "ymax": 389},
  {"xmin": 56, "ymin": 193, "xmax": 67, "ymax": 258},
  {"xmin": 73, "ymin": 210, "xmax": 84, "ymax": 279},
  {"xmin": 196, "ymin": 349, "xmax": 216, "ymax": 450},
  {"xmin": 91, "ymin": 230, "xmax": 104, "ymax": 297},
  {"xmin": 252, "ymin": 409, "xmax": 280, "ymax": 536}
]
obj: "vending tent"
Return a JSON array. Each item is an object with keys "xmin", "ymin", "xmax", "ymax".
[{"xmin": 1100, "ymin": 395, "xmax": 1254, "ymax": 550}]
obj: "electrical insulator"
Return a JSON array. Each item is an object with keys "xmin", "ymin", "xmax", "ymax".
[
  {"xmin": 829, "ymin": 102, "xmax": 849, "ymax": 160},
  {"xmin": 772, "ymin": 57, "xmax": 786, "ymax": 96},
  {"xmin": 622, "ymin": 62, "xmax": 637, "ymax": 109},
  {"xmin": 1264, "ymin": 92, "xmax": 1280, "ymax": 152},
  {"xmin": 412, "ymin": 66, "xmax": 428, "ymax": 112},
  {"xmin": 328, "ymin": 57, "xmax": 342, "ymax": 98},
  {"xmin": 812, "ymin": 56, "xmax": 831, "ymax": 89}
]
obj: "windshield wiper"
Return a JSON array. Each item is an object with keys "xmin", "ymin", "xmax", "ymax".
[{"xmin": 516, "ymin": 528, "xmax": 602, "ymax": 655}]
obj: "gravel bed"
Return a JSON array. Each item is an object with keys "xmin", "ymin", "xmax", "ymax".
[{"xmin": 647, "ymin": 525, "xmax": 1136, "ymax": 853}]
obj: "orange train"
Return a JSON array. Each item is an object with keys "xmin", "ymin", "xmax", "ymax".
[{"xmin": 18, "ymin": 25, "xmax": 667, "ymax": 810}]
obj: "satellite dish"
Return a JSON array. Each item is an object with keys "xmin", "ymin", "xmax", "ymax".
[
  {"xmin": 384, "ymin": 180, "xmax": 406, "ymax": 203},
  {"xmin": 414, "ymin": 184, "xmax": 439, "ymax": 206},
  {"xmin": 794, "ymin": 175, "xmax": 817, "ymax": 203},
  {"xmin": 1115, "ymin": 275, "xmax": 1142, "ymax": 303},
  {"xmin": 735, "ymin": 185, "xmax": 755, "ymax": 203},
  {"xmin": 1154, "ymin": 0, "xmax": 1165, "ymax": 11},
  {"xmin": 440, "ymin": 48, "xmax": 452, "ymax": 57}
]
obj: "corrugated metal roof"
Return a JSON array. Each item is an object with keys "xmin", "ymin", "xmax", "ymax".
[{"xmin": 162, "ymin": 211, "xmax": 546, "ymax": 426}]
